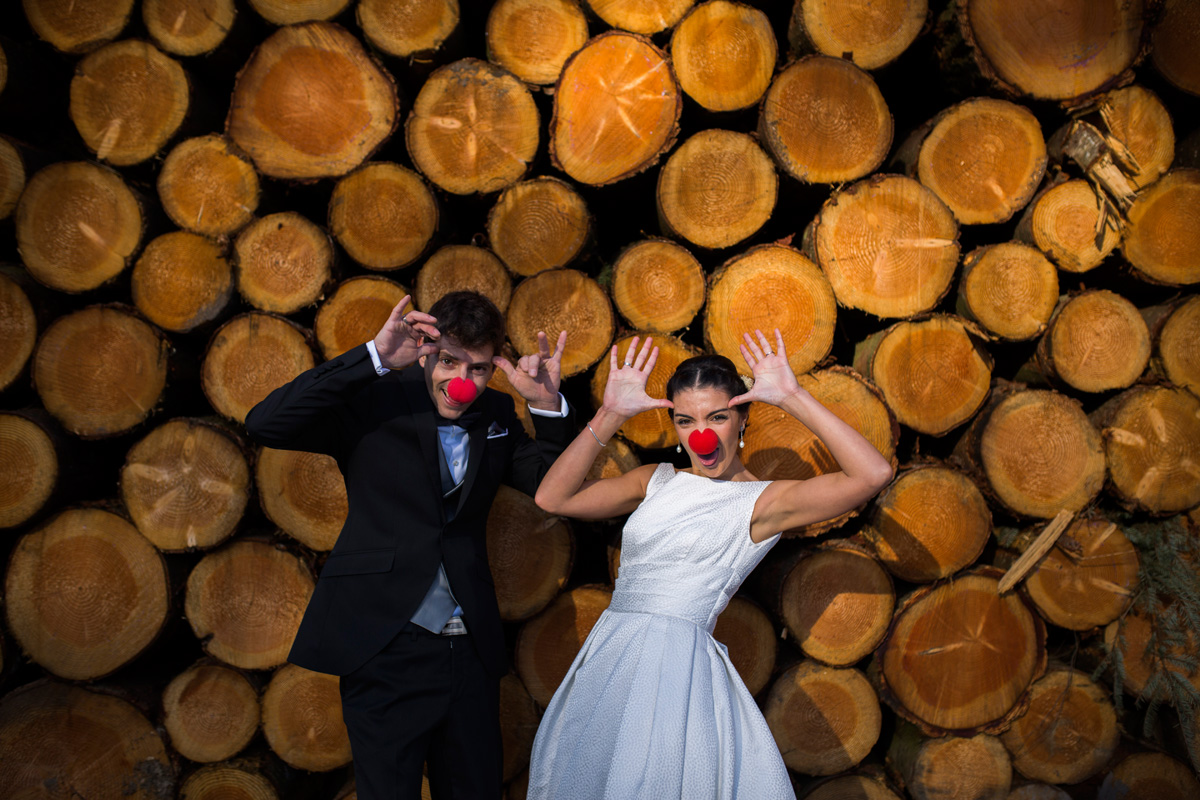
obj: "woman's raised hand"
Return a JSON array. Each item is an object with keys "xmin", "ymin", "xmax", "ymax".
[
  {"xmin": 601, "ymin": 336, "xmax": 673, "ymax": 419},
  {"xmin": 730, "ymin": 329, "xmax": 804, "ymax": 408}
]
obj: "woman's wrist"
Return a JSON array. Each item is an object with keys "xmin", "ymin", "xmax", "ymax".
[{"xmin": 591, "ymin": 406, "xmax": 628, "ymax": 435}]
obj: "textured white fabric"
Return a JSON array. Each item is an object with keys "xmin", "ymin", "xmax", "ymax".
[{"xmin": 527, "ymin": 463, "xmax": 795, "ymax": 800}]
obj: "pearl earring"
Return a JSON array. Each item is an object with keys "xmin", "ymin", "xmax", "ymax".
[
  {"xmin": 676, "ymin": 444, "xmax": 682, "ymax": 453},
  {"xmin": 739, "ymin": 427, "xmax": 745, "ymax": 448}
]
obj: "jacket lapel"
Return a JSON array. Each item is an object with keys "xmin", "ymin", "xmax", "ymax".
[
  {"xmin": 401, "ymin": 371, "xmax": 445, "ymax": 506},
  {"xmin": 456, "ymin": 410, "xmax": 490, "ymax": 518}
]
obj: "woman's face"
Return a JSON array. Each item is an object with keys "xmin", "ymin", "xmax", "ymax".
[{"xmin": 671, "ymin": 386, "xmax": 745, "ymax": 477}]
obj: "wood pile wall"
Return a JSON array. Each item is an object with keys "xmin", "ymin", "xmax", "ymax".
[{"xmin": 1, "ymin": 1, "xmax": 1198, "ymax": 799}]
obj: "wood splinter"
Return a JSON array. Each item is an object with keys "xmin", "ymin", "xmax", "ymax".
[{"xmin": 998, "ymin": 509, "xmax": 1074, "ymax": 594}]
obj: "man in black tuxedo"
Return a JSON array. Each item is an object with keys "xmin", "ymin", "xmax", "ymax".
[{"xmin": 245, "ymin": 291, "xmax": 573, "ymax": 799}]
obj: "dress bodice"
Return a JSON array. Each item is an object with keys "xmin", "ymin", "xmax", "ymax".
[{"xmin": 609, "ymin": 463, "xmax": 780, "ymax": 632}]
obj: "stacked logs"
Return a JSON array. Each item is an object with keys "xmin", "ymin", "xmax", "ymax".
[{"xmin": 1, "ymin": 1, "xmax": 1199, "ymax": 798}]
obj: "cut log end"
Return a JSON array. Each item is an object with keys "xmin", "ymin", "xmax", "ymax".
[
  {"xmin": 486, "ymin": 485, "xmax": 574, "ymax": 622},
  {"xmin": 1038, "ymin": 290, "xmax": 1150, "ymax": 393},
  {"xmin": 5, "ymin": 508, "xmax": 168, "ymax": 680},
  {"xmin": 24, "ymin": 0, "xmax": 135, "ymax": 54},
  {"xmin": 712, "ymin": 595, "xmax": 777, "ymax": 696},
  {"xmin": 162, "ymin": 662, "xmax": 261, "ymax": 763},
  {"xmin": 0, "ymin": 136, "xmax": 25, "ymax": 220},
  {"xmin": 790, "ymin": 0, "xmax": 927, "ymax": 70},
  {"xmin": 507, "ymin": 269, "xmax": 613, "ymax": 378},
  {"xmin": 330, "ymin": 162, "xmax": 437, "ymax": 271},
  {"xmin": 415, "ymin": 245, "xmax": 511, "ymax": 316},
  {"xmin": 0, "ymin": 412, "xmax": 58, "ymax": 529},
  {"xmin": 201, "ymin": 313, "xmax": 315, "ymax": 424},
  {"xmin": 143, "ymin": 0, "xmax": 237, "ymax": 57},
  {"xmin": 489, "ymin": 177, "xmax": 590, "ymax": 277},
  {"xmin": 1157, "ymin": 295, "xmax": 1200, "ymax": 398},
  {"xmin": 585, "ymin": 0, "xmax": 695, "ymax": 35},
  {"xmin": 316, "ymin": 276, "xmax": 411, "ymax": 361},
  {"xmin": 671, "ymin": 1, "xmax": 776, "ymax": 112},
  {"xmin": 248, "ymin": 0, "xmax": 352, "ymax": 26},
  {"xmin": 1152, "ymin": 0, "xmax": 1200, "ymax": 96},
  {"xmin": 486, "ymin": 0, "xmax": 589, "ymax": 86},
  {"xmin": 132, "ymin": 231, "xmax": 234, "ymax": 333},
  {"xmin": 958, "ymin": 242, "xmax": 1058, "ymax": 341},
  {"xmin": 515, "ymin": 586, "xmax": 612, "ymax": 707},
  {"xmin": 121, "ymin": 418, "xmax": 250, "ymax": 552},
  {"xmin": 261, "ymin": 663, "xmax": 352, "ymax": 771},
  {"xmin": 1022, "ymin": 178, "xmax": 1120, "ymax": 273},
  {"xmin": 0, "ymin": 270, "xmax": 36, "ymax": 392},
  {"xmin": 1104, "ymin": 752, "xmax": 1200, "ymax": 800},
  {"xmin": 257, "ymin": 446, "xmax": 348, "ymax": 552},
  {"xmin": 158, "ymin": 135, "xmax": 259, "ymax": 238},
  {"xmin": 611, "ymin": 238, "xmax": 705, "ymax": 334},
  {"xmin": 235, "ymin": 212, "xmax": 335, "ymax": 315},
  {"xmin": 1122, "ymin": 169, "xmax": 1200, "ymax": 286},
  {"xmin": 359, "ymin": 0, "xmax": 459, "ymax": 58},
  {"xmin": 179, "ymin": 763, "xmax": 279, "ymax": 800}
]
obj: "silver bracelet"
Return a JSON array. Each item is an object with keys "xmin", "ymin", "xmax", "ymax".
[{"xmin": 586, "ymin": 423, "xmax": 607, "ymax": 447}]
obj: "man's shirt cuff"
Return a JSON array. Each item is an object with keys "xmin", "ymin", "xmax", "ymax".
[
  {"xmin": 528, "ymin": 393, "xmax": 569, "ymax": 418},
  {"xmin": 365, "ymin": 340, "xmax": 389, "ymax": 376}
]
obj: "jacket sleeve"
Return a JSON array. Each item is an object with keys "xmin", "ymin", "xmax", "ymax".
[
  {"xmin": 504, "ymin": 396, "xmax": 577, "ymax": 498},
  {"xmin": 243, "ymin": 344, "xmax": 380, "ymax": 458}
]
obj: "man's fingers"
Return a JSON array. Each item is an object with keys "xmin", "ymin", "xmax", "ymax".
[
  {"xmin": 492, "ymin": 355, "xmax": 515, "ymax": 377},
  {"xmin": 550, "ymin": 330, "xmax": 568, "ymax": 362},
  {"xmin": 526, "ymin": 354, "xmax": 541, "ymax": 378},
  {"xmin": 537, "ymin": 331, "xmax": 551, "ymax": 359}
]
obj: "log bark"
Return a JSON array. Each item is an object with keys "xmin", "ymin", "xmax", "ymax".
[
  {"xmin": 487, "ymin": 177, "xmax": 590, "ymax": 277},
  {"xmin": 132, "ymin": 231, "xmax": 235, "ymax": 333},
  {"xmin": 486, "ymin": 484, "xmax": 574, "ymax": 622},
  {"xmin": 1020, "ymin": 515, "xmax": 1138, "ymax": 631},
  {"xmin": 358, "ymin": 0, "xmax": 458, "ymax": 58},
  {"xmin": 899, "ymin": 97, "xmax": 1045, "ymax": 225},
  {"xmin": 0, "ymin": 269, "xmax": 36, "ymax": 391},
  {"xmin": 704, "ymin": 244, "xmax": 836, "ymax": 377},
  {"xmin": 0, "ymin": 410, "xmax": 58, "ymax": 529},
  {"xmin": 5, "ymin": 508, "xmax": 169, "ymax": 680},
  {"xmin": 788, "ymin": 0, "xmax": 927, "ymax": 70},
  {"xmin": 228, "ymin": 22, "xmax": 398, "ymax": 180},
  {"xmin": 406, "ymin": 58, "xmax": 538, "ymax": 195},
  {"xmin": 583, "ymin": 0, "xmax": 695, "ymax": 34},
  {"xmin": 499, "ymin": 673, "xmax": 540, "ymax": 782},
  {"xmin": 515, "ymin": 585, "xmax": 612, "ymax": 707},
  {"xmin": 958, "ymin": 0, "xmax": 1151, "ymax": 101},
  {"xmin": 878, "ymin": 568, "xmax": 1046, "ymax": 735},
  {"xmin": 247, "ymin": 0, "xmax": 351, "ymax": 25},
  {"xmin": 1151, "ymin": 0, "xmax": 1200, "ymax": 96},
  {"xmin": 1035, "ymin": 290, "xmax": 1151, "ymax": 394},
  {"xmin": 888, "ymin": 723, "xmax": 1012, "ymax": 800},
  {"xmin": 15, "ymin": 160, "xmax": 143, "ymax": 292},
  {"xmin": 957, "ymin": 242, "xmax": 1058, "ymax": 342},
  {"xmin": 33, "ymin": 305, "xmax": 170, "ymax": 438},
  {"xmin": 760, "ymin": 55, "xmax": 892, "ymax": 184},
  {"xmin": 415, "ymin": 245, "xmax": 511, "ymax": 314},
  {"xmin": 670, "ymin": 1, "xmax": 776, "ymax": 113},
  {"xmin": 712, "ymin": 595, "xmax": 777, "ymax": 697},
  {"xmin": 1092, "ymin": 385, "xmax": 1200, "ymax": 514},
  {"xmin": 853, "ymin": 314, "xmax": 993, "ymax": 436},
  {"xmin": 0, "ymin": 135, "xmax": 23, "ymax": 219},
  {"xmin": 69, "ymin": 40, "xmax": 189, "ymax": 166},
  {"xmin": 610, "ymin": 238, "xmax": 704, "ymax": 334},
  {"xmin": 764, "ymin": 660, "xmax": 882, "ymax": 775},
  {"xmin": 162, "ymin": 661, "xmax": 260, "ymax": 763},
  {"xmin": 200, "ymin": 312, "xmax": 316, "ymax": 425},
  {"xmin": 158, "ymin": 135, "xmax": 259, "ymax": 239},
  {"xmin": 807, "ymin": 174, "xmax": 959, "ymax": 319},
  {"xmin": 316, "ymin": 276, "xmax": 410, "ymax": 361},
  {"xmin": 260, "ymin": 663, "xmax": 352, "ymax": 771},
  {"xmin": 329, "ymin": 162, "xmax": 437, "ymax": 271},
  {"xmin": 142, "ymin": 0, "xmax": 237, "ymax": 57},
  {"xmin": 1100, "ymin": 751, "xmax": 1200, "ymax": 800},
  {"xmin": 589, "ymin": 332, "xmax": 699, "ymax": 450},
  {"xmin": 506, "ymin": 268, "xmax": 613, "ymax": 378},
  {"xmin": 234, "ymin": 211, "xmax": 335, "ymax": 315},
  {"xmin": 0, "ymin": 680, "xmax": 175, "ymax": 799},
  {"xmin": 999, "ymin": 667, "xmax": 1118, "ymax": 784},
  {"xmin": 256, "ymin": 446, "xmax": 347, "ymax": 552},
  {"xmin": 778, "ymin": 541, "xmax": 895, "ymax": 666},
  {"xmin": 657, "ymin": 128, "xmax": 777, "ymax": 250},
  {"xmin": 22, "ymin": 0, "xmax": 134, "ymax": 54},
  {"xmin": 486, "ymin": 0, "xmax": 589, "ymax": 86},
  {"xmin": 551, "ymin": 32, "xmax": 681, "ymax": 186},
  {"xmin": 1121, "ymin": 168, "xmax": 1200, "ymax": 286},
  {"xmin": 178, "ymin": 762, "xmax": 279, "ymax": 800},
  {"xmin": 121, "ymin": 418, "xmax": 251, "ymax": 552},
  {"xmin": 951, "ymin": 386, "xmax": 1106, "ymax": 519},
  {"xmin": 184, "ymin": 539, "xmax": 315, "ymax": 669},
  {"xmin": 1152, "ymin": 294, "xmax": 1200, "ymax": 398},
  {"xmin": 863, "ymin": 460, "xmax": 992, "ymax": 583},
  {"xmin": 1015, "ymin": 177, "xmax": 1120, "ymax": 273},
  {"xmin": 743, "ymin": 366, "xmax": 899, "ymax": 536}
]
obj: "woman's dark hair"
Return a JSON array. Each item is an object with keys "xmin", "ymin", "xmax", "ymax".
[
  {"xmin": 427, "ymin": 291, "xmax": 507, "ymax": 355},
  {"xmin": 666, "ymin": 354, "xmax": 748, "ymax": 417}
]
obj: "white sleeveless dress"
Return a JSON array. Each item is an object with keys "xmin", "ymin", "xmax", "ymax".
[{"xmin": 526, "ymin": 463, "xmax": 796, "ymax": 799}]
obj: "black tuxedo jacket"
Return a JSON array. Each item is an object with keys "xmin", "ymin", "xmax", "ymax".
[{"xmin": 244, "ymin": 344, "xmax": 574, "ymax": 677}]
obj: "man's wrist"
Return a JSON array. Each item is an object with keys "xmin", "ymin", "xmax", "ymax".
[
  {"xmin": 365, "ymin": 340, "xmax": 390, "ymax": 376},
  {"xmin": 528, "ymin": 393, "xmax": 569, "ymax": 417}
]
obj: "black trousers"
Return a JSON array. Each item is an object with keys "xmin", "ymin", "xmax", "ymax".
[{"xmin": 338, "ymin": 623, "xmax": 502, "ymax": 800}]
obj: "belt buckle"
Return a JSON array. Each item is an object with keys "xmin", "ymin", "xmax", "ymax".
[{"xmin": 439, "ymin": 617, "xmax": 467, "ymax": 636}]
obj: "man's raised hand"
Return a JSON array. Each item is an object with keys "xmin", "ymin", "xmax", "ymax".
[
  {"xmin": 493, "ymin": 330, "xmax": 568, "ymax": 412},
  {"xmin": 601, "ymin": 336, "xmax": 673, "ymax": 419},
  {"xmin": 372, "ymin": 296, "xmax": 440, "ymax": 370}
]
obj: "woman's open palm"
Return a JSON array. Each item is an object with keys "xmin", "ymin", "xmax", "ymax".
[
  {"xmin": 730, "ymin": 329, "xmax": 802, "ymax": 408},
  {"xmin": 603, "ymin": 337, "xmax": 673, "ymax": 418}
]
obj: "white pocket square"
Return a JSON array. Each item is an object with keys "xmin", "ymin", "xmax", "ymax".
[{"xmin": 486, "ymin": 423, "xmax": 508, "ymax": 439}]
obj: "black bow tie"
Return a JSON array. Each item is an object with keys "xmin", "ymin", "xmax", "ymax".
[{"xmin": 434, "ymin": 407, "xmax": 483, "ymax": 429}]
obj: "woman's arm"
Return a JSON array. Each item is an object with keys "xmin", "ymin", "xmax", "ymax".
[
  {"xmin": 534, "ymin": 337, "xmax": 673, "ymax": 520},
  {"xmin": 732, "ymin": 330, "xmax": 895, "ymax": 542}
]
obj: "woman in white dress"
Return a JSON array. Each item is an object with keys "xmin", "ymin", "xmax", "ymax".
[{"xmin": 526, "ymin": 330, "xmax": 895, "ymax": 800}]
